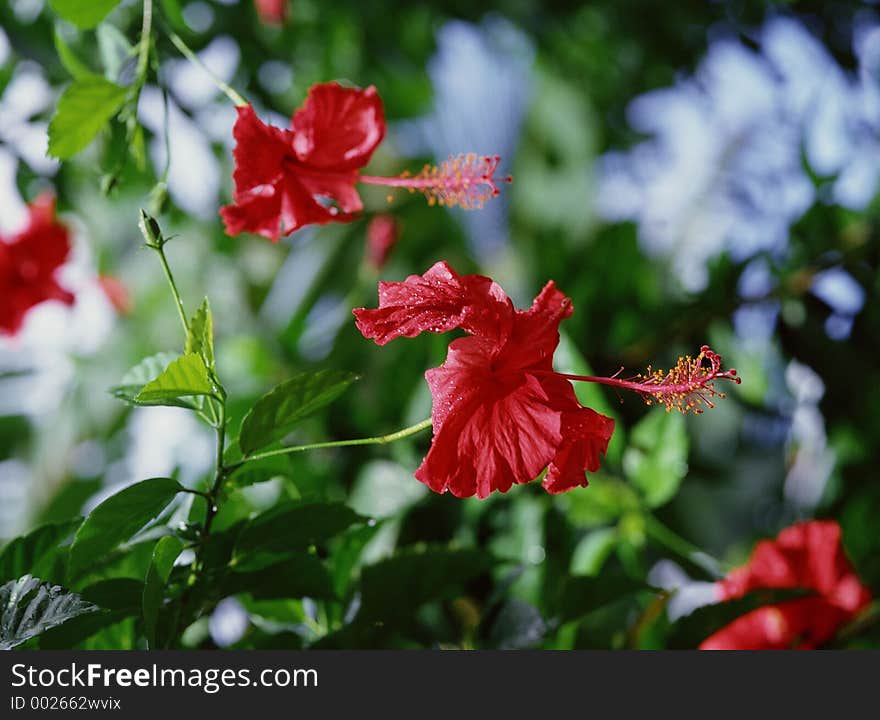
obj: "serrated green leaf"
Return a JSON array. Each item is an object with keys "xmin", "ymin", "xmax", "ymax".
[
  {"xmin": 136, "ymin": 353, "xmax": 215, "ymax": 404},
  {"xmin": 0, "ymin": 519, "xmax": 81, "ymax": 585},
  {"xmin": 239, "ymin": 370, "xmax": 359, "ymax": 455},
  {"xmin": 39, "ymin": 578, "xmax": 145, "ymax": 649},
  {"xmin": 0, "ymin": 576, "xmax": 98, "ymax": 650},
  {"xmin": 49, "ymin": 0, "xmax": 122, "ymax": 29},
  {"xmin": 185, "ymin": 298, "xmax": 215, "ymax": 371},
  {"xmin": 48, "ymin": 77, "xmax": 128, "ymax": 159},
  {"xmin": 623, "ymin": 409, "xmax": 689, "ymax": 508},
  {"xmin": 68, "ymin": 478, "xmax": 184, "ymax": 581},
  {"xmin": 53, "ymin": 26, "xmax": 98, "ymax": 80},
  {"xmin": 232, "ymin": 501, "xmax": 362, "ymax": 572},
  {"xmin": 143, "ymin": 536, "xmax": 184, "ymax": 649},
  {"xmin": 111, "ymin": 352, "xmax": 201, "ymax": 409}
]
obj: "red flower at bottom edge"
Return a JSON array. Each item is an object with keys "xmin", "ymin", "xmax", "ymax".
[
  {"xmin": 0, "ymin": 194, "xmax": 74, "ymax": 336},
  {"xmin": 700, "ymin": 520, "xmax": 872, "ymax": 649},
  {"xmin": 354, "ymin": 261, "xmax": 614, "ymax": 499}
]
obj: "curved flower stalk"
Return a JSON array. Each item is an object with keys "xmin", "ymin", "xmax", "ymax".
[
  {"xmin": 220, "ymin": 82, "xmax": 511, "ymax": 241},
  {"xmin": 354, "ymin": 261, "xmax": 741, "ymax": 498}
]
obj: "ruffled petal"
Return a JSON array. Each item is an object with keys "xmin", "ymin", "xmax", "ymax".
[
  {"xmin": 353, "ymin": 261, "xmax": 513, "ymax": 346},
  {"xmin": 418, "ymin": 350, "xmax": 563, "ymax": 498},
  {"xmin": 291, "ymin": 83, "xmax": 386, "ymax": 171},
  {"xmin": 543, "ymin": 406, "xmax": 615, "ymax": 493},
  {"xmin": 699, "ymin": 598, "xmax": 849, "ymax": 650},
  {"xmin": 498, "ymin": 281, "xmax": 574, "ymax": 373},
  {"xmin": 229, "ymin": 104, "xmax": 293, "ymax": 196},
  {"xmin": 718, "ymin": 520, "xmax": 869, "ymax": 605}
]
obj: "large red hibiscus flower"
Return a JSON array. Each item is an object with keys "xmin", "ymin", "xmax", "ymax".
[
  {"xmin": 700, "ymin": 520, "xmax": 872, "ymax": 650},
  {"xmin": 355, "ymin": 262, "xmax": 739, "ymax": 498},
  {"xmin": 0, "ymin": 194, "xmax": 74, "ymax": 336}
]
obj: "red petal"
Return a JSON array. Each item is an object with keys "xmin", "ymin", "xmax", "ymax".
[
  {"xmin": 699, "ymin": 597, "xmax": 850, "ymax": 650},
  {"xmin": 0, "ymin": 195, "xmax": 74, "ymax": 336},
  {"xmin": 291, "ymin": 83, "xmax": 386, "ymax": 171},
  {"xmin": 418, "ymin": 340, "xmax": 564, "ymax": 498},
  {"xmin": 353, "ymin": 261, "xmax": 513, "ymax": 346},
  {"xmin": 229, "ymin": 105, "xmax": 293, "ymax": 198},
  {"xmin": 718, "ymin": 520, "xmax": 871, "ymax": 612},
  {"xmin": 543, "ymin": 406, "xmax": 615, "ymax": 493}
]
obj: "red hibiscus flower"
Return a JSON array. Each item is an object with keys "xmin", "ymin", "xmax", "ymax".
[
  {"xmin": 221, "ymin": 83, "xmax": 386, "ymax": 242},
  {"xmin": 700, "ymin": 520, "xmax": 872, "ymax": 650},
  {"xmin": 221, "ymin": 84, "xmax": 511, "ymax": 242},
  {"xmin": 254, "ymin": 0, "xmax": 288, "ymax": 24},
  {"xmin": 355, "ymin": 261, "xmax": 614, "ymax": 498},
  {"xmin": 0, "ymin": 194, "xmax": 74, "ymax": 336}
]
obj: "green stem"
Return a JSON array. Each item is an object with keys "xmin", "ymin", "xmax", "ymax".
[
  {"xmin": 166, "ymin": 29, "xmax": 248, "ymax": 107},
  {"xmin": 231, "ymin": 417, "xmax": 433, "ymax": 469},
  {"xmin": 644, "ymin": 515, "xmax": 726, "ymax": 579},
  {"xmin": 136, "ymin": 0, "xmax": 153, "ymax": 85},
  {"xmin": 202, "ymin": 401, "xmax": 227, "ymax": 538},
  {"xmin": 152, "ymin": 243, "xmax": 189, "ymax": 336}
]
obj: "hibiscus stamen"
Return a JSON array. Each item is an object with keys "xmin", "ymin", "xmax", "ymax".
[
  {"xmin": 551, "ymin": 345, "xmax": 741, "ymax": 415},
  {"xmin": 359, "ymin": 153, "xmax": 512, "ymax": 210}
]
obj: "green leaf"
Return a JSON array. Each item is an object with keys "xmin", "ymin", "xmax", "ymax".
[
  {"xmin": 559, "ymin": 571, "xmax": 652, "ymax": 623},
  {"xmin": 159, "ymin": 0, "xmax": 188, "ymax": 32},
  {"xmin": 0, "ymin": 519, "xmax": 81, "ymax": 585},
  {"xmin": 239, "ymin": 370, "xmax": 359, "ymax": 455},
  {"xmin": 570, "ymin": 527, "xmax": 618, "ymax": 577},
  {"xmin": 49, "ymin": 0, "xmax": 122, "ymax": 29},
  {"xmin": 96, "ymin": 23, "xmax": 134, "ymax": 83},
  {"xmin": 143, "ymin": 536, "xmax": 184, "ymax": 649},
  {"xmin": 358, "ymin": 547, "xmax": 490, "ymax": 624},
  {"xmin": 185, "ymin": 298, "xmax": 215, "ymax": 372},
  {"xmin": 48, "ymin": 77, "xmax": 128, "ymax": 159},
  {"xmin": 53, "ymin": 25, "xmax": 98, "ymax": 80},
  {"xmin": 135, "ymin": 353, "xmax": 215, "ymax": 404},
  {"xmin": 222, "ymin": 553, "xmax": 335, "ymax": 601},
  {"xmin": 0, "ymin": 576, "xmax": 98, "ymax": 650},
  {"xmin": 623, "ymin": 409, "xmax": 689, "ymax": 508},
  {"xmin": 111, "ymin": 352, "xmax": 199, "ymax": 409},
  {"xmin": 225, "ymin": 455, "xmax": 291, "ymax": 490},
  {"xmin": 68, "ymin": 478, "xmax": 184, "ymax": 581},
  {"xmin": 39, "ymin": 578, "xmax": 145, "ymax": 649},
  {"xmin": 232, "ymin": 501, "xmax": 362, "ymax": 572}
]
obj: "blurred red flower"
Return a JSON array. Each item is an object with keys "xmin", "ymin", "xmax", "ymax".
[
  {"xmin": 0, "ymin": 194, "xmax": 74, "ymax": 336},
  {"xmin": 254, "ymin": 0, "xmax": 288, "ymax": 24},
  {"xmin": 700, "ymin": 520, "xmax": 871, "ymax": 649},
  {"xmin": 364, "ymin": 214, "xmax": 399, "ymax": 271},
  {"xmin": 97, "ymin": 275, "xmax": 132, "ymax": 315},
  {"xmin": 354, "ymin": 261, "xmax": 614, "ymax": 498},
  {"xmin": 221, "ymin": 82, "xmax": 385, "ymax": 241}
]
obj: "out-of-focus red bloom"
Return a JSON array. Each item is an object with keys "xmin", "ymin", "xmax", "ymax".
[
  {"xmin": 700, "ymin": 520, "xmax": 871, "ymax": 650},
  {"xmin": 354, "ymin": 261, "xmax": 615, "ymax": 498},
  {"xmin": 364, "ymin": 214, "xmax": 399, "ymax": 271},
  {"xmin": 0, "ymin": 194, "xmax": 74, "ymax": 336},
  {"xmin": 220, "ymin": 82, "xmax": 386, "ymax": 241},
  {"xmin": 97, "ymin": 275, "xmax": 132, "ymax": 315},
  {"xmin": 254, "ymin": 0, "xmax": 288, "ymax": 24}
]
